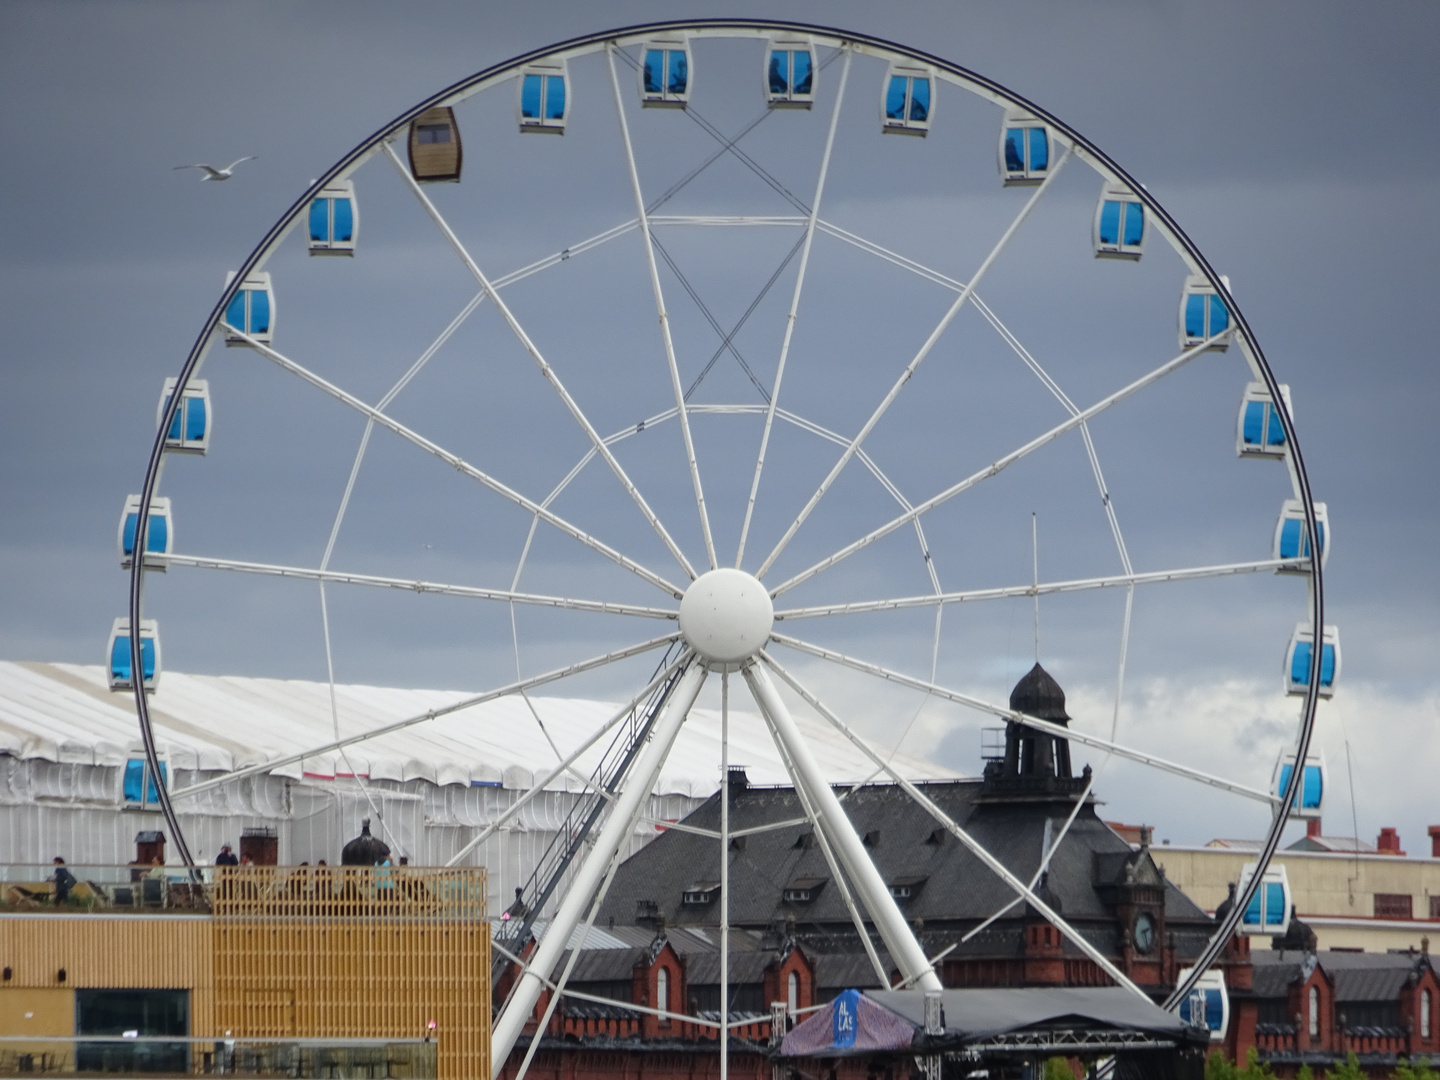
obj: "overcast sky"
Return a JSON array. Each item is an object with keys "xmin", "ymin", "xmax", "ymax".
[{"xmin": 1, "ymin": 1, "xmax": 1437, "ymax": 855}]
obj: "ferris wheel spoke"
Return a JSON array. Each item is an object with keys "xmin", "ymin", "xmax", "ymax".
[
  {"xmin": 736, "ymin": 49, "xmax": 853, "ymax": 571},
  {"xmin": 606, "ymin": 46, "xmax": 717, "ymax": 572},
  {"xmin": 219, "ymin": 324, "xmax": 685, "ymax": 598},
  {"xmin": 767, "ymin": 323, "xmax": 1236, "ymax": 599},
  {"xmin": 773, "ymin": 556, "xmax": 1304, "ymax": 619},
  {"xmin": 755, "ymin": 147, "xmax": 1074, "ymax": 581},
  {"xmin": 168, "ymin": 630, "xmax": 682, "ymax": 803},
  {"xmin": 768, "ymin": 632, "xmax": 1277, "ymax": 806},
  {"xmin": 158, "ymin": 553, "xmax": 676, "ymax": 618},
  {"xmin": 382, "ymin": 142, "xmax": 700, "ymax": 584},
  {"xmin": 755, "ymin": 650, "xmax": 1149, "ymax": 999}
]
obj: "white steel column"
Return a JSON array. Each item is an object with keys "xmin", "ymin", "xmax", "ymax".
[
  {"xmin": 719, "ymin": 672, "xmax": 730, "ymax": 1080},
  {"xmin": 742, "ymin": 661, "xmax": 940, "ymax": 992},
  {"xmin": 490, "ymin": 660, "xmax": 708, "ymax": 1077}
]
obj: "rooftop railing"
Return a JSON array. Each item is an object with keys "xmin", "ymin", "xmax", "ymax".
[
  {"xmin": 0, "ymin": 864, "xmax": 487, "ymax": 919},
  {"xmin": 0, "ymin": 1036, "xmax": 436, "ymax": 1077}
]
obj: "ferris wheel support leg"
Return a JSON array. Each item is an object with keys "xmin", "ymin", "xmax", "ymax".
[
  {"xmin": 489, "ymin": 660, "xmax": 707, "ymax": 1079},
  {"xmin": 742, "ymin": 660, "xmax": 941, "ymax": 993}
]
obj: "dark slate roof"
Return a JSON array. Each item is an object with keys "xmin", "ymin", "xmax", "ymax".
[
  {"xmin": 1319, "ymin": 951, "xmax": 1428, "ymax": 1002},
  {"xmin": 1248, "ymin": 949, "xmax": 1436, "ymax": 1003},
  {"xmin": 597, "ymin": 780, "xmax": 1211, "ymax": 937},
  {"xmin": 814, "ymin": 951, "xmax": 894, "ymax": 991}
]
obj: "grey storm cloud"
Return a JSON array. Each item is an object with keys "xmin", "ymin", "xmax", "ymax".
[{"xmin": 1, "ymin": 1, "xmax": 1437, "ymax": 852}]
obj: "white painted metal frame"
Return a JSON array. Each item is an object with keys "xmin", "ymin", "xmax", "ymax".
[{"xmin": 131, "ymin": 22, "xmax": 1326, "ymax": 1061}]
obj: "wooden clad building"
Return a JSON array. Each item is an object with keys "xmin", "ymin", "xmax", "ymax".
[{"xmin": 0, "ymin": 866, "xmax": 488, "ymax": 1079}]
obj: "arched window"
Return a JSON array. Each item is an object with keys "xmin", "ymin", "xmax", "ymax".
[
  {"xmin": 788, "ymin": 970, "xmax": 799, "ymax": 1015},
  {"xmin": 656, "ymin": 967, "xmax": 669, "ymax": 1019},
  {"xmin": 1309, "ymin": 986, "xmax": 1320, "ymax": 1038},
  {"xmin": 1423, "ymin": 988, "xmax": 1431, "ymax": 1040}
]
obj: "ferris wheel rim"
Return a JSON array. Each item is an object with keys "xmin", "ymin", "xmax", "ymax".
[{"xmin": 127, "ymin": 17, "xmax": 1326, "ymax": 1020}]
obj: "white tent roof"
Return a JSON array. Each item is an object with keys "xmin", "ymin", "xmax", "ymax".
[{"xmin": 0, "ymin": 662, "xmax": 955, "ymax": 798}]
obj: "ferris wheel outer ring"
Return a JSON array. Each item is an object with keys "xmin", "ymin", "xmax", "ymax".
[{"xmin": 127, "ymin": 19, "xmax": 1324, "ymax": 1006}]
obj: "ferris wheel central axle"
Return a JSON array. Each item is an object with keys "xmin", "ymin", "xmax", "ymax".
[{"xmin": 677, "ymin": 568, "xmax": 775, "ymax": 665}]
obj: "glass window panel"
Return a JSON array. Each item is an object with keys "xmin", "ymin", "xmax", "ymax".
[
  {"xmin": 1004, "ymin": 129, "xmax": 1024, "ymax": 171},
  {"xmin": 1205, "ymin": 991, "xmax": 1223, "ymax": 1031},
  {"xmin": 769, "ymin": 51, "xmax": 788, "ymax": 94},
  {"xmin": 1278, "ymin": 763, "xmax": 1295, "ymax": 799},
  {"xmin": 140, "ymin": 637, "xmax": 156, "ymax": 681},
  {"xmin": 886, "ymin": 76, "xmax": 908, "ymax": 121},
  {"xmin": 908, "ymin": 78, "xmax": 929, "ymax": 122},
  {"xmin": 668, "ymin": 50, "xmax": 687, "ymax": 95},
  {"xmin": 1185, "ymin": 295, "xmax": 1206, "ymax": 339},
  {"xmin": 1123, "ymin": 202, "xmax": 1144, "ymax": 246},
  {"xmin": 185, "ymin": 396, "xmax": 206, "ymax": 442},
  {"xmin": 123, "ymin": 759, "xmax": 145, "ymax": 802},
  {"xmin": 225, "ymin": 291, "xmax": 246, "ymax": 330},
  {"xmin": 1265, "ymin": 881, "xmax": 1285, "ymax": 925},
  {"xmin": 148, "ymin": 515, "xmax": 167, "ymax": 554},
  {"xmin": 545, "ymin": 75, "xmax": 565, "ymax": 120},
  {"xmin": 1210, "ymin": 294, "xmax": 1229, "ymax": 333},
  {"xmin": 110, "ymin": 635, "xmax": 131, "ymax": 682},
  {"xmin": 249, "ymin": 289, "xmax": 269, "ymax": 334},
  {"xmin": 309, "ymin": 198, "xmax": 329, "ymax": 243},
  {"xmin": 643, "ymin": 51, "xmax": 664, "ymax": 94},
  {"xmin": 1280, "ymin": 519, "xmax": 1302, "ymax": 559},
  {"xmin": 793, "ymin": 51, "xmax": 812, "ymax": 94},
  {"xmin": 1028, "ymin": 127, "xmax": 1048, "ymax": 170},
  {"xmin": 122, "ymin": 513, "xmax": 139, "ymax": 557},
  {"xmin": 1099, "ymin": 201, "xmax": 1121, "ymax": 246},
  {"xmin": 333, "ymin": 198, "xmax": 353, "ymax": 242},
  {"xmin": 1302, "ymin": 766, "xmax": 1322, "ymax": 809},
  {"xmin": 1319, "ymin": 643, "xmax": 1335, "ymax": 686},
  {"xmin": 165, "ymin": 394, "xmax": 182, "ymax": 440},
  {"xmin": 416, "ymin": 123, "xmax": 450, "ymax": 144},
  {"xmin": 1266, "ymin": 405, "xmax": 1286, "ymax": 446},
  {"xmin": 1244, "ymin": 890, "xmax": 1262, "ymax": 925},
  {"xmin": 1291, "ymin": 641, "xmax": 1313, "ymax": 686},
  {"xmin": 1243, "ymin": 401, "xmax": 1264, "ymax": 445},
  {"xmin": 521, "ymin": 74, "xmax": 542, "ymax": 119}
]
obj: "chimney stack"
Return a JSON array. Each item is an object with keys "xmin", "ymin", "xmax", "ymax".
[
  {"xmin": 1377, "ymin": 827, "xmax": 1405, "ymax": 856},
  {"xmin": 1428, "ymin": 826, "xmax": 1440, "ymax": 859},
  {"xmin": 1307, "ymin": 819, "xmax": 1322, "ymax": 839}
]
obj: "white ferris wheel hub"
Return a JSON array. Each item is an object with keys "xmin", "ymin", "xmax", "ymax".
[{"xmin": 677, "ymin": 568, "xmax": 774, "ymax": 665}]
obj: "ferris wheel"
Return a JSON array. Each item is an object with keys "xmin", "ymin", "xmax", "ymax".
[{"xmin": 118, "ymin": 18, "xmax": 1331, "ymax": 1068}]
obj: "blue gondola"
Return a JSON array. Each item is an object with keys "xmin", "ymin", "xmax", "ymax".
[
  {"xmin": 1273, "ymin": 499, "xmax": 1329, "ymax": 573},
  {"xmin": 107, "ymin": 618, "xmax": 160, "ymax": 692},
  {"xmin": 766, "ymin": 38, "xmax": 815, "ymax": 108},
  {"xmin": 123, "ymin": 758, "xmax": 168, "ymax": 806},
  {"xmin": 640, "ymin": 37, "xmax": 691, "ymax": 108},
  {"xmin": 222, "ymin": 270, "xmax": 273, "ymax": 347},
  {"xmin": 1272, "ymin": 751, "xmax": 1326, "ymax": 819},
  {"xmin": 118, "ymin": 495, "xmax": 172, "ymax": 571},
  {"xmin": 1286, "ymin": 625, "xmax": 1340, "ymax": 699},
  {"xmin": 881, "ymin": 62, "xmax": 932, "ymax": 135},
  {"xmin": 1236, "ymin": 382, "xmax": 1291, "ymax": 459},
  {"xmin": 519, "ymin": 60, "xmax": 568, "ymax": 133},
  {"xmin": 158, "ymin": 377, "xmax": 210, "ymax": 454},
  {"xmin": 308, "ymin": 179, "xmax": 358, "ymax": 255},
  {"xmin": 1094, "ymin": 181, "xmax": 1145, "ymax": 259},
  {"xmin": 1180, "ymin": 274, "xmax": 1231, "ymax": 350},
  {"xmin": 1237, "ymin": 863, "xmax": 1292, "ymax": 936},
  {"xmin": 999, "ymin": 109, "xmax": 1050, "ymax": 185},
  {"xmin": 1176, "ymin": 968, "xmax": 1228, "ymax": 1042}
]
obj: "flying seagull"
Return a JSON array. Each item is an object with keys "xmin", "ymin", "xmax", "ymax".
[{"xmin": 174, "ymin": 156, "xmax": 256, "ymax": 181}]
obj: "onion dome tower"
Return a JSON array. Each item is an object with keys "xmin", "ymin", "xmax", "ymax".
[
  {"xmin": 340, "ymin": 818, "xmax": 391, "ymax": 866},
  {"xmin": 983, "ymin": 663, "xmax": 1085, "ymax": 799}
]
